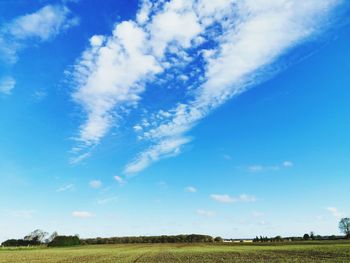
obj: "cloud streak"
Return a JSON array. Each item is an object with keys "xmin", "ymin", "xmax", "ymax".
[
  {"xmin": 248, "ymin": 161, "xmax": 293, "ymax": 172},
  {"xmin": 114, "ymin": 175, "xmax": 126, "ymax": 185},
  {"xmin": 72, "ymin": 211, "xmax": 93, "ymax": 218},
  {"xmin": 196, "ymin": 209, "xmax": 215, "ymax": 217},
  {"xmin": 0, "ymin": 76, "xmax": 15, "ymax": 95},
  {"xmin": 9, "ymin": 209, "xmax": 36, "ymax": 219},
  {"xmin": 56, "ymin": 184, "xmax": 74, "ymax": 192},
  {"xmin": 89, "ymin": 180, "xmax": 102, "ymax": 189},
  {"xmin": 96, "ymin": 196, "xmax": 118, "ymax": 205},
  {"xmin": 70, "ymin": 0, "xmax": 344, "ymax": 173},
  {"xmin": 185, "ymin": 186, "xmax": 197, "ymax": 193},
  {"xmin": 326, "ymin": 207, "xmax": 344, "ymax": 218},
  {"xmin": 211, "ymin": 194, "xmax": 256, "ymax": 203}
]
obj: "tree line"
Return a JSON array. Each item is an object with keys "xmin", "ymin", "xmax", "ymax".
[
  {"xmin": 1, "ymin": 231, "xmax": 221, "ymax": 247},
  {"xmin": 1, "ymin": 230, "xmax": 80, "ymax": 247},
  {"xmin": 253, "ymin": 218, "xmax": 350, "ymax": 243},
  {"xmin": 82, "ymin": 234, "xmax": 220, "ymax": 245},
  {"xmin": 2, "ymin": 218, "xmax": 349, "ymax": 247}
]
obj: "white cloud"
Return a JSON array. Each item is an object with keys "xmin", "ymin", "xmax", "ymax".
[
  {"xmin": 149, "ymin": 2, "xmax": 202, "ymax": 57},
  {"xmin": 248, "ymin": 161, "xmax": 294, "ymax": 172},
  {"xmin": 326, "ymin": 207, "xmax": 344, "ymax": 218},
  {"xmin": 70, "ymin": 152, "xmax": 91, "ymax": 164},
  {"xmin": 125, "ymin": 0, "xmax": 342, "ymax": 173},
  {"xmin": 7, "ymin": 5, "xmax": 77, "ymax": 41},
  {"xmin": 114, "ymin": 175, "xmax": 126, "ymax": 185},
  {"xmin": 239, "ymin": 194, "xmax": 257, "ymax": 202},
  {"xmin": 10, "ymin": 210, "xmax": 36, "ymax": 219},
  {"xmin": 210, "ymin": 194, "xmax": 235, "ymax": 203},
  {"xmin": 196, "ymin": 209, "xmax": 215, "ymax": 217},
  {"xmin": 32, "ymin": 90, "xmax": 47, "ymax": 101},
  {"xmin": 252, "ymin": 211, "xmax": 264, "ymax": 218},
  {"xmin": 56, "ymin": 184, "xmax": 74, "ymax": 192},
  {"xmin": 71, "ymin": 20, "xmax": 162, "ymax": 152},
  {"xmin": 72, "ymin": 211, "xmax": 93, "ymax": 218},
  {"xmin": 185, "ymin": 186, "xmax": 197, "ymax": 193},
  {"xmin": 211, "ymin": 194, "xmax": 256, "ymax": 203},
  {"xmin": 0, "ymin": 76, "xmax": 15, "ymax": 95},
  {"xmin": 0, "ymin": 4, "xmax": 78, "ymax": 63},
  {"xmin": 223, "ymin": 154, "xmax": 232, "ymax": 160},
  {"xmin": 133, "ymin": 125, "xmax": 143, "ymax": 132},
  {"xmin": 156, "ymin": 181, "xmax": 168, "ymax": 189},
  {"xmin": 248, "ymin": 165, "xmax": 264, "ymax": 172},
  {"xmin": 69, "ymin": 0, "xmax": 343, "ymax": 172},
  {"xmin": 283, "ymin": 161, "xmax": 294, "ymax": 167},
  {"xmin": 137, "ymin": 0, "xmax": 153, "ymax": 25},
  {"xmin": 96, "ymin": 196, "xmax": 118, "ymax": 205},
  {"xmin": 89, "ymin": 180, "xmax": 102, "ymax": 189},
  {"xmin": 90, "ymin": 35, "xmax": 105, "ymax": 46},
  {"xmin": 0, "ymin": 4, "xmax": 78, "ymax": 99},
  {"xmin": 124, "ymin": 137, "xmax": 190, "ymax": 174}
]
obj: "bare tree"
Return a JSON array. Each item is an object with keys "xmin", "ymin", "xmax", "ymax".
[
  {"xmin": 339, "ymin": 218, "xmax": 350, "ymax": 238},
  {"xmin": 45, "ymin": 231, "xmax": 58, "ymax": 244},
  {"xmin": 24, "ymin": 229, "xmax": 48, "ymax": 244}
]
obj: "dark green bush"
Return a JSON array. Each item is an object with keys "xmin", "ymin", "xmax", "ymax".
[
  {"xmin": 1, "ymin": 239, "xmax": 40, "ymax": 247},
  {"xmin": 83, "ymin": 234, "xmax": 214, "ymax": 245},
  {"xmin": 214, "ymin": 236, "xmax": 223, "ymax": 242},
  {"xmin": 48, "ymin": 235, "xmax": 80, "ymax": 247}
]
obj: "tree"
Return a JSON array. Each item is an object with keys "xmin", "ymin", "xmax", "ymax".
[
  {"xmin": 310, "ymin": 231, "xmax": 315, "ymax": 240},
  {"xmin": 24, "ymin": 229, "xmax": 48, "ymax": 244},
  {"xmin": 82, "ymin": 234, "xmax": 215, "ymax": 245},
  {"xmin": 214, "ymin": 236, "xmax": 223, "ymax": 242},
  {"xmin": 274, "ymin": 236, "xmax": 283, "ymax": 242},
  {"xmin": 303, "ymin": 233, "xmax": 310, "ymax": 240},
  {"xmin": 48, "ymin": 236, "xmax": 81, "ymax": 247},
  {"xmin": 45, "ymin": 231, "xmax": 58, "ymax": 244},
  {"xmin": 339, "ymin": 218, "xmax": 350, "ymax": 239}
]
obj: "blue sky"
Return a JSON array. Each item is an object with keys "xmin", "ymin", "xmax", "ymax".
[{"xmin": 0, "ymin": 0, "xmax": 349, "ymax": 241}]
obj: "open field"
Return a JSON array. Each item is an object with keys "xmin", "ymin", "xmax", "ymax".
[{"xmin": 1, "ymin": 241, "xmax": 350, "ymax": 263}]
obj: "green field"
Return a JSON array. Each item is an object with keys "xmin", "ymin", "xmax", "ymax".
[{"xmin": 1, "ymin": 241, "xmax": 350, "ymax": 262}]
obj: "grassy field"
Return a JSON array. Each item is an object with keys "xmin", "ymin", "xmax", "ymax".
[{"xmin": 1, "ymin": 241, "xmax": 350, "ymax": 262}]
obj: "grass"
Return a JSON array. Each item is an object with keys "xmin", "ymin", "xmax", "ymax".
[{"xmin": 1, "ymin": 240, "xmax": 350, "ymax": 262}]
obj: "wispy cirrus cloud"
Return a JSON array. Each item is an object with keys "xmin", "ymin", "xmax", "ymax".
[
  {"xmin": 9, "ymin": 209, "xmax": 36, "ymax": 219},
  {"xmin": 96, "ymin": 196, "xmax": 118, "ymax": 205},
  {"xmin": 196, "ymin": 209, "xmax": 215, "ymax": 217},
  {"xmin": 114, "ymin": 176, "xmax": 126, "ymax": 185},
  {"xmin": 326, "ymin": 207, "xmax": 344, "ymax": 218},
  {"xmin": 248, "ymin": 160, "xmax": 294, "ymax": 172},
  {"xmin": 89, "ymin": 180, "xmax": 102, "ymax": 189},
  {"xmin": 0, "ymin": 76, "xmax": 15, "ymax": 95},
  {"xmin": 248, "ymin": 165, "xmax": 265, "ymax": 172},
  {"xmin": 70, "ymin": 0, "xmax": 345, "ymax": 173},
  {"xmin": 210, "ymin": 194, "xmax": 256, "ymax": 204},
  {"xmin": 72, "ymin": 211, "xmax": 93, "ymax": 218},
  {"xmin": 125, "ymin": 137, "xmax": 191, "ymax": 174},
  {"xmin": 252, "ymin": 211, "xmax": 264, "ymax": 218},
  {"xmin": 282, "ymin": 161, "xmax": 294, "ymax": 167},
  {"xmin": 185, "ymin": 186, "xmax": 197, "ymax": 193},
  {"xmin": 56, "ymin": 183, "xmax": 74, "ymax": 192}
]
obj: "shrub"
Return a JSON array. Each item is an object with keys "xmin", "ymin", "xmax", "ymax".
[
  {"xmin": 1, "ymin": 239, "xmax": 41, "ymax": 247},
  {"xmin": 48, "ymin": 235, "xmax": 80, "ymax": 247},
  {"xmin": 303, "ymin": 234, "xmax": 310, "ymax": 240},
  {"xmin": 214, "ymin": 236, "xmax": 223, "ymax": 242}
]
